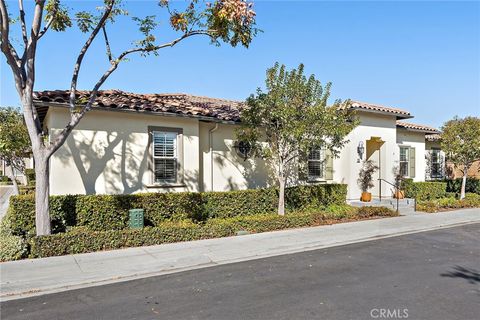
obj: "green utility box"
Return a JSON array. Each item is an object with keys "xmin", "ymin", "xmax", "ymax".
[{"xmin": 129, "ymin": 209, "xmax": 144, "ymax": 229}]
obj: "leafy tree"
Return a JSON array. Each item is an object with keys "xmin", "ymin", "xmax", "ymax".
[
  {"xmin": 0, "ymin": 107, "xmax": 31, "ymax": 195},
  {"xmin": 441, "ymin": 116, "xmax": 480, "ymax": 199},
  {"xmin": 237, "ymin": 63, "xmax": 357, "ymax": 215},
  {"xmin": 0, "ymin": 0, "xmax": 258, "ymax": 235}
]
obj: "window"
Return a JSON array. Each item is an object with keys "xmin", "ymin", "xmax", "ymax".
[
  {"xmin": 399, "ymin": 146, "xmax": 415, "ymax": 178},
  {"xmin": 308, "ymin": 148, "xmax": 325, "ymax": 180},
  {"xmin": 152, "ymin": 131, "xmax": 178, "ymax": 183},
  {"xmin": 399, "ymin": 147, "xmax": 409, "ymax": 177},
  {"xmin": 430, "ymin": 148, "xmax": 443, "ymax": 179}
]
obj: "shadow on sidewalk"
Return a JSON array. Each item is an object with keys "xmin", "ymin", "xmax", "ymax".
[{"xmin": 441, "ymin": 266, "xmax": 480, "ymax": 284}]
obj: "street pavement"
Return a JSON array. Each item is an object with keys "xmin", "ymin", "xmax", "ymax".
[{"xmin": 1, "ymin": 223, "xmax": 478, "ymax": 320}]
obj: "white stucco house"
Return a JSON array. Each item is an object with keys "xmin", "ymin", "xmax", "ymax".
[{"xmin": 33, "ymin": 90, "xmax": 442, "ymax": 200}]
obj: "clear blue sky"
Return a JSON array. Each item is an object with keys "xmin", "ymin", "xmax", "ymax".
[{"xmin": 1, "ymin": 0, "xmax": 479, "ymax": 128}]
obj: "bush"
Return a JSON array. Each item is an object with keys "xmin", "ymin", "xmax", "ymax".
[
  {"xmin": 25, "ymin": 168, "xmax": 35, "ymax": 186},
  {"xmin": 417, "ymin": 193, "xmax": 480, "ymax": 213},
  {"xmin": 29, "ymin": 207, "xmax": 397, "ymax": 258},
  {"xmin": 6, "ymin": 194, "xmax": 78, "ymax": 237},
  {"xmin": 446, "ymin": 178, "xmax": 480, "ymax": 195},
  {"xmin": 403, "ymin": 179, "xmax": 446, "ymax": 200},
  {"xmin": 0, "ymin": 219, "xmax": 27, "ymax": 262},
  {"xmin": 7, "ymin": 184, "xmax": 347, "ymax": 234},
  {"xmin": 356, "ymin": 206, "xmax": 397, "ymax": 218}
]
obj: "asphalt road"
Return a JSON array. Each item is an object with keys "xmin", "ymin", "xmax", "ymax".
[{"xmin": 2, "ymin": 223, "xmax": 479, "ymax": 320}]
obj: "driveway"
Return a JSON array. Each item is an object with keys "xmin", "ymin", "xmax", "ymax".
[{"xmin": 1, "ymin": 223, "xmax": 479, "ymax": 320}]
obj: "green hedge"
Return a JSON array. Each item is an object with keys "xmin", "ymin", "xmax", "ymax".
[
  {"xmin": 403, "ymin": 179, "xmax": 447, "ymax": 200},
  {"xmin": 30, "ymin": 206, "xmax": 395, "ymax": 258},
  {"xmin": 417, "ymin": 193, "xmax": 480, "ymax": 213},
  {"xmin": 6, "ymin": 184, "xmax": 347, "ymax": 235},
  {"xmin": 446, "ymin": 178, "xmax": 480, "ymax": 195}
]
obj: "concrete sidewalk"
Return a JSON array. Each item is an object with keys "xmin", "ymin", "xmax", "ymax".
[{"xmin": 1, "ymin": 208, "xmax": 479, "ymax": 301}]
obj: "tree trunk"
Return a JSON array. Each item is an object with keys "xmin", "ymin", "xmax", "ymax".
[
  {"xmin": 278, "ymin": 176, "xmax": 285, "ymax": 215},
  {"xmin": 460, "ymin": 170, "xmax": 467, "ymax": 200},
  {"xmin": 35, "ymin": 156, "xmax": 51, "ymax": 235},
  {"xmin": 9, "ymin": 172, "xmax": 19, "ymax": 196}
]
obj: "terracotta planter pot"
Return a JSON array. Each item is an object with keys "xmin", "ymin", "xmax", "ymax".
[
  {"xmin": 394, "ymin": 190, "xmax": 405, "ymax": 199},
  {"xmin": 360, "ymin": 192, "xmax": 372, "ymax": 202}
]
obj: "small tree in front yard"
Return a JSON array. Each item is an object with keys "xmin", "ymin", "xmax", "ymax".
[
  {"xmin": 0, "ymin": 107, "xmax": 31, "ymax": 195},
  {"xmin": 237, "ymin": 63, "xmax": 358, "ymax": 215},
  {"xmin": 441, "ymin": 116, "xmax": 480, "ymax": 199}
]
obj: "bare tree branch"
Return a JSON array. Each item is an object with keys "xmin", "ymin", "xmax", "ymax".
[
  {"xmin": 0, "ymin": 0, "xmax": 23, "ymax": 85},
  {"xmin": 101, "ymin": 25, "xmax": 113, "ymax": 63},
  {"xmin": 69, "ymin": 0, "xmax": 115, "ymax": 110},
  {"xmin": 37, "ymin": 16, "xmax": 53, "ymax": 40},
  {"xmin": 18, "ymin": 0, "xmax": 28, "ymax": 46}
]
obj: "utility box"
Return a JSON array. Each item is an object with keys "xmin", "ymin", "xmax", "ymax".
[{"xmin": 129, "ymin": 209, "xmax": 144, "ymax": 229}]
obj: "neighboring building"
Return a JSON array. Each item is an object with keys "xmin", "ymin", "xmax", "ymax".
[
  {"xmin": 0, "ymin": 158, "xmax": 34, "ymax": 185},
  {"xmin": 34, "ymin": 90, "xmax": 440, "ymax": 200}
]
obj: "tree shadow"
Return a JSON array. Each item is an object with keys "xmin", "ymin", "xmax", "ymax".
[{"xmin": 441, "ymin": 266, "xmax": 480, "ymax": 285}]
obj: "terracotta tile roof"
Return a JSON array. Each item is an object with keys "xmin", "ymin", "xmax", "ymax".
[
  {"xmin": 396, "ymin": 121, "xmax": 440, "ymax": 133},
  {"xmin": 344, "ymin": 100, "xmax": 412, "ymax": 119},
  {"xmin": 426, "ymin": 133, "xmax": 441, "ymax": 141},
  {"xmin": 33, "ymin": 90, "xmax": 243, "ymax": 122}
]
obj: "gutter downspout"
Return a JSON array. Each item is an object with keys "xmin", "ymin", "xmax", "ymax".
[{"xmin": 208, "ymin": 123, "xmax": 219, "ymax": 191}]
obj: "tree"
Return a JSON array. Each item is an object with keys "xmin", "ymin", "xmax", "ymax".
[
  {"xmin": 0, "ymin": 0, "xmax": 257, "ymax": 235},
  {"xmin": 441, "ymin": 116, "xmax": 480, "ymax": 199},
  {"xmin": 237, "ymin": 63, "xmax": 358, "ymax": 215},
  {"xmin": 0, "ymin": 107, "xmax": 31, "ymax": 195}
]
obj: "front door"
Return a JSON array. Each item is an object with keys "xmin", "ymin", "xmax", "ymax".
[{"xmin": 366, "ymin": 137, "xmax": 385, "ymax": 198}]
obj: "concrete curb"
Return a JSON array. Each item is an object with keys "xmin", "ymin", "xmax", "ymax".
[{"xmin": 1, "ymin": 209, "xmax": 479, "ymax": 301}]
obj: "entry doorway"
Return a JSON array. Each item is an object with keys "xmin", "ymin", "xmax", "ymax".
[{"xmin": 366, "ymin": 137, "xmax": 385, "ymax": 198}]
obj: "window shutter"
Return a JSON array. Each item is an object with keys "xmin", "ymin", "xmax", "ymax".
[
  {"xmin": 409, "ymin": 147, "xmax": 416, "ymax": 178},
  {"xmin": 325, "ymin": 149, "xmax": 333, "ymax": 180}
]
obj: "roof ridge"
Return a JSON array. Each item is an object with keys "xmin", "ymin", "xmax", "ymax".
[{"xmin": 350, "ymin": 100, "xmax": 410, "ymax": 115}]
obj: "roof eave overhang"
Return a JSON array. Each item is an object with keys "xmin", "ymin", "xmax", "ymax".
[
  {"xmin": 350, "ymin": 107, "xmax": 413, "ymax": 120},
  {"xmin": 34, "ymin": 101, "xmax": 241, "ymax": 125},
  {"xmin": 396, "ymin": 126, "xmax": 440, "ymax": 134}
]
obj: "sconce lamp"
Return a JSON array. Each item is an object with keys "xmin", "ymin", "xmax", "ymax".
[{"xmin": 357, "ymin": 141, "xmax": 365, "ymax": 163}]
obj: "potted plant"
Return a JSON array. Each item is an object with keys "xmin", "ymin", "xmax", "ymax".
[
  {"xmin": 357, "ymin": 160, "xmax": 379, "ymax": 202},
  {"xmin": 392, "ymin": 165, "xmax": 405, "ymax": 199}
]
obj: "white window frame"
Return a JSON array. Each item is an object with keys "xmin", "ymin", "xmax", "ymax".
[
  {"xmin": 149, "ymin": 126, "xmax": 184, "ymax": 186},
  {"xmin": 430, "ymin": 148, "xmax": 443, "ymax": 179},
  {"xmin": 399, "ymin": 146, "xmax": 410, "ymax": 178},
  {"xmin": 307, "ymin": 148, "xmax": 325, "ymax": 181}
]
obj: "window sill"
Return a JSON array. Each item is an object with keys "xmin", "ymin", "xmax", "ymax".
[
  {"xmin": 307, "ymin": 178, "xmax": 328, "ymax": 183},
  {"xmin": 146, "ymin": 183, "xmax": 187, "ymax": 189}
]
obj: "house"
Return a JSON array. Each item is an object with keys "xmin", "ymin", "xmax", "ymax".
[
  {"xmin": 0, "ymin": 158, "xmax": 34, "ymax": 185},
  {"xmin": 33, "ymin": 90, "xmax": 441, "ymax": 200},
  {"xmin": 425, "ymin": 134, "xmax": 479, "ymax": 179}
]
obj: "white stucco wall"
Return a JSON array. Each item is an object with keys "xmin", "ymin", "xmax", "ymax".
[
  {"xmin": 47, "ymin": 107, "xmax": 201, "ymax": 195},
  {"xmin": 333, "ymin": 112, "xmax": 398, "ymax": 200},
  {"xmin": 396, "ymin": 129, "xmax": 426, "ymax": 182}
]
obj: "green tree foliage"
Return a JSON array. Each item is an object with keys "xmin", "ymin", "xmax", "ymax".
[
  {"xmin": 0, "ymin": 107, "xmax": 31, "ymax": 194},
  {"xmin": 237, "ymin": 63, "xmax": 358, "ymax": 214},
  {"xmin": 441, "ymin": 116, "xmax": 480, "ymax": 199}
]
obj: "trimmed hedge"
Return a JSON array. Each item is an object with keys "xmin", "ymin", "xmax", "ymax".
[
  {"xmin": 403, "ymin": 179, "xmax": 447, "ymax": 200},
  {"xmin": 6, "ymin": 184, "xmax": 347, "ymax": 235},
  {"xmin": 417, "ymin": 193, "xmax": 480, "ymax": 213},
  {"xmin": 0, "ymin": 219, "xmax": 27, "ymax": 262},
  {"xmin": 30, "ymin": 206, "xmax": 396, "ymax": 258},
  {"xmin": 446, "ymin": 178, "xmax": 480, "ymax": 195}
]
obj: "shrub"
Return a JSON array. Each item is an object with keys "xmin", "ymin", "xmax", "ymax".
[
  {"xmin": 446, "ymin": 178, "xmax": 480, "ymax": 195},
  {"xmin": 0, "ymin": 219, "xmax": 27, "ymax": 262},
  {"xmin": 417, "ymin": 193, "xmax": 480, "ymax": 213},
  {"xmin": 30, "ymin": 206, "xmax": 396, "ymax": 258},
  {"xmin": 7, "ymin": 184, "xmax": 347, "ymax": 234},
  {"xmin": 356, "ymin": 206, "xmax": 397, "ymax": 218},
  {"xmin": 403, "ymin": 179, "xmax": 446, "ymax": 200},
  {"xmin": 5, "ymin": 194, "xmax": 78, "ymax": 237},
  {"xmin": 25, "ymin": 168, "xmax": 35, "ymax": 186},
  {"xmin": 202, "ymin": 188, "xmax": 278, "ymax": 219}
]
